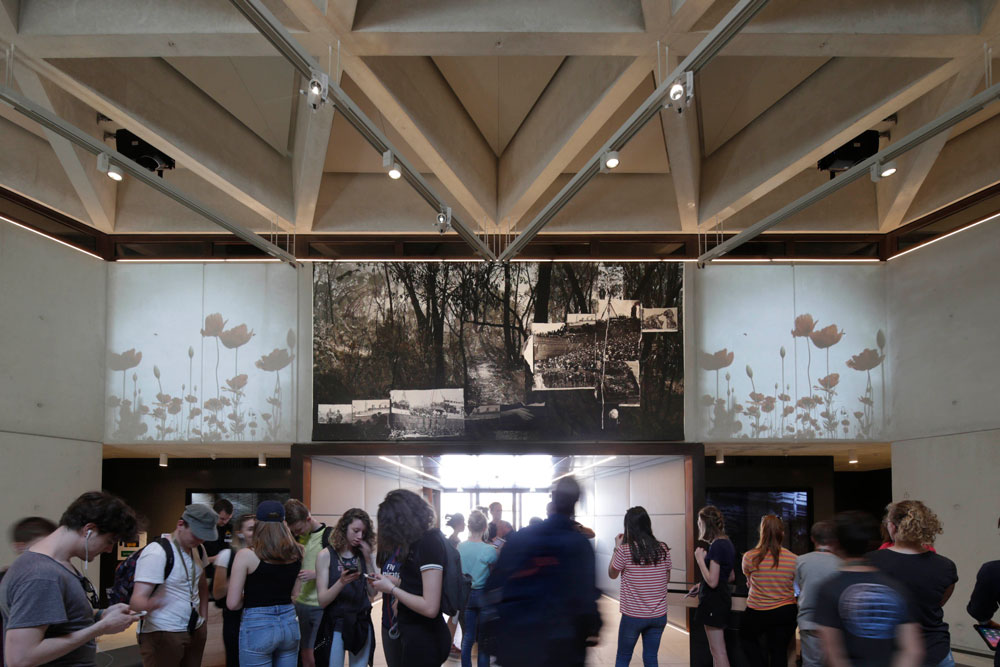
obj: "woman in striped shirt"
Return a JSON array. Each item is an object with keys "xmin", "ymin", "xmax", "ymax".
[
  {"xmin": 609, "ymin": 506, "xmax": 672, "ymax": 667},
  {"xmin": 740, "ymin": 515, "xmax": 798, "ymax": 667}
]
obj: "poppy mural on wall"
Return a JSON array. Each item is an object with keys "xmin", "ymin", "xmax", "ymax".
[
  {"xmin": 312, "ymin": 261, "xmax": 684, "ymax": 441},
  {"xmin": 105, "ymin": 263, "xmax": 297, "ymax": 443},
  {"xmin": 694, "ymin": 264, "xmax": 887, "ymax": 441}
]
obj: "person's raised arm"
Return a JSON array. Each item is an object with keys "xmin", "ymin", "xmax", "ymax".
[
  {"xmin": 696, "ymin": 547, "xmax": 722, "ymax": 589},
  {"xmin": 4, "ymin": 606, "xmax": 136, "ymax": 667},
  {"xmin": 316, "ymin": 549, "xmax": 358, "ymax": 607},
  {"xmin": 373, "ymin": 569, "xmax": 442, "ymax": 619},
  {"xmin": 609, "ymin": 535, "xmax": 624, "ymax": 580},
  {"xmin": 226, "ymin": 549, "xmax": 250, "ymax": 611}
]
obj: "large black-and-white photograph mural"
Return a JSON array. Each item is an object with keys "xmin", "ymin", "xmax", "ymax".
[{"xmin": 312, "ymin": 261, "xmax": 683, "ymax": 441}]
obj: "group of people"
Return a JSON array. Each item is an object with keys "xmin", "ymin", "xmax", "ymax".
[
  {"xmin": 2, "ymin": 488, "xmax": 999, "ymax": 667},
  {"xmin": 681, "ymin": 501, "xmax": 1000, "ymax": 667}
]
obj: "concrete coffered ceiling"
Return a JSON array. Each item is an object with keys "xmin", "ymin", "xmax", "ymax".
[{"xmin": 2, "ymin": 0, "xmax": 1000, "ymax": 243}]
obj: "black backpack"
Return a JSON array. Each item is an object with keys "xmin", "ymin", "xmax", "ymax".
[
  {"xmin": 439, "ymin": 532, "xmax": 472, "ymax": 617},
  {"xmin": 108, "ymin": 537, "xmax": 174, "ymax": 605}
]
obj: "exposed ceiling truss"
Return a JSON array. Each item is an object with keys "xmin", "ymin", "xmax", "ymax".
[{"xmin": 1, "ymin": 0, "xmax": 999, "ymax": 255}]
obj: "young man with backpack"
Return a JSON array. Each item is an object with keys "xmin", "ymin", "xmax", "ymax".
[
  {"xmin": 285, "ymin": 499, "xmax": 330, "ymax": 667},
  {"xmin": 0, "ymin": 492, "xmax": 140, "ymax": 667},
  {"xmin": 128, "ymin": 504, "xmax": 218, "ymax": 667}
]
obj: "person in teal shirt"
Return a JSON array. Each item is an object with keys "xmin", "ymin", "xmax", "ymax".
[{"xmin": 457, "ymin": 511, "xmax": 498, "ymax": 667}]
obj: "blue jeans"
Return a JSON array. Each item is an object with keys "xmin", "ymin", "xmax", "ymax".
[
  {"xmin": 461, "ymin": 589, "xmax": 489, "ymax": 667},
  {"xmin": 239, "ymin": 605, "xmax": 300, "ymax": 667},
  {"xmin": 615, "ymin": 613, "xmax": 667, "ymax": 667},
  {"xmin": 328, "ymin": 625, "xmax": 372, "ymax": 667}
]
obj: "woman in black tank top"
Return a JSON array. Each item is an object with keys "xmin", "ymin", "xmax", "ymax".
[{"xmin": 227, "ymin": 501, "xmax": 303, "ymax": 667}]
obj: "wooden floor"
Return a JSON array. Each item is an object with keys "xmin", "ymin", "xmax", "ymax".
[{"xmin": 99, "ymin": 596, "xmax": 691, "ymax": 667}]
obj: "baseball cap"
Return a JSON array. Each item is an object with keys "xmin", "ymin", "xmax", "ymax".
[
  {"xmin": 182, "ymin": 504, "xmax": 219, "ymax": 541},
  {"xmin": 256, "ymin": 500, "xmax": 285, "ymax": 523}
]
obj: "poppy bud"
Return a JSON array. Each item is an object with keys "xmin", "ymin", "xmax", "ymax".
[
  {"xmin": 188, "ymin": 346, "xmax": 195, "ymax": 359},
  {"xmin": 876, "ymin": 329, "xmax": 886, "ymax": 349},
  {"xmin": 746, "ymin": 365, "xmax": 753, "ymax": 379},
  {"xmin": 153, "ymin": 365, "xmax": 160, "ymax": 379},
  {"xmin": 780, "ymin": 346, "xmax": 786, "ymax": 359}
]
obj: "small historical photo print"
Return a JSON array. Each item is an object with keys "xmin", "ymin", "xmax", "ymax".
[
  {"xmin": 641, "ymin": 307, "xmax": 679, "ymax": 332},
  {"xmin": 389, "ymin": 388, "xmax": 465, "ymax": 438},
  {"xmin": 317, "ymin": 404, "xmax": 353, "ymax": 425}
]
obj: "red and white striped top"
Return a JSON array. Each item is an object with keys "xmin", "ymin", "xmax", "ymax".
[
  {"xmin": 742, "ymin": 547, "xmax": 797, "ymax": 610},
  {"xmin": 611, "ymin": 543, "xmax": 672, "ymax": 618}
]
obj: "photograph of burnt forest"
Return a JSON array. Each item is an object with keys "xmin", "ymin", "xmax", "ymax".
[{"xmin": 312, "ymin": 261, "xmax": 684, "ymax": 441}]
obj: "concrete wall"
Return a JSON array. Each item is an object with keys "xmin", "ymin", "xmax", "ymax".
[
  {"xmin": 887, "ymin": 217, "xmax": 1000, "ymax": 657},
  {"xmin": 0, "ymin": 220, "xmax": 105, "ymax": 571},
  {"xmin": 592, "ymin": 457, "xmax": 688, "ymax": 624},
  {"xmin": 308, "ymin": 457, "xmax": 422, "ymax": 528}
]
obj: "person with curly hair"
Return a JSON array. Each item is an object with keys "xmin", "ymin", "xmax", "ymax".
[
  {"xmin": 868, "ymin": 500, "xmax": 958, "ymax": 667},
  {"xmin": 0, "ymin": 492, "xmax": 140, "ymax": 667},
  {"xmin": 315, "ymin": 509, "xmax": 377, "ymax": 667},
  {"xmin": 371, "ymin": 490, "xmax": 450, "ymax": 667},
  {"xmin": 740, "ymin": 515, "xmax": 798, "ymax": 667},
  {"xmin": 688, "ymin": 505, "xmax": 735, "ymax": 667},
  {"xmin": 967, "ymin": 515, "xmax": 1000, "ymax": 667}
]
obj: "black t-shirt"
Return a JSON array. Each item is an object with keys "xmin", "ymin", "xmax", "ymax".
[
  {"xmin": 699, "ymin": 538, "xmax": 735, "ymax": 599},
  {"xmin": 867, "ymin": 549, "xmax": 958, "ymax": 664},
  {"xmin": 815, "ymin": 569, "xmax": 915, "ymax": 667},
  {"xmin": 205, "ymin": 522, "xmax": 233, "ymax": 558},
  {"xmin": 398, "ymin": 529, "xmax": 446, "ymax": 628}
]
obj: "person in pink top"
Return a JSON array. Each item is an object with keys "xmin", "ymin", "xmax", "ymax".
[
  {"xmin": 740, "ymin": 515, "xmax": 798, "ymax": 667},
  {"xmin": 609, "ymin": 506, "xmax": 672, "ymax": 667}
]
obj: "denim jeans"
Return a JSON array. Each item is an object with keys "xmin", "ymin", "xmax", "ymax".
[
  {"xmin": 239, "ymin": 605, "xmax": 300, "ymax": 667},
  {"xmin": 615, "ymin": 613, "xmax": 667, "ymax": 667},
  {"xmin": 461, "ymin": 589, "xmax": 489, "ymax": 667},
  {"xmin": 328, "ymin": 625, "xmax": 372, "ymax": 667}
]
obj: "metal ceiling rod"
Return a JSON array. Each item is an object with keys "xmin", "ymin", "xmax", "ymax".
[
  {"xmin": 697, "ymin": 79, "xmax": 1000, "ymax": 265},
  {"xmin": 497, "ymin": 0, "xmax": 770, "ymax": 263},
  {"xmin": 229, "ymin": 0, "xmax": 497, "ymax": 261},
  {"xmin": 0, "ymin": 83, "xmax": 298, "ymax": 265}
]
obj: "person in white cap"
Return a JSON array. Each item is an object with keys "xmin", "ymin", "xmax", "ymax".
[{"xmin": 130, "ymin": 504, "xmax": 218, "ymax": 667}]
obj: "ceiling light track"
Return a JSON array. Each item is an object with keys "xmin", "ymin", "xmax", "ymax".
[
  {"xmin": 498, "ymin": 0, "xmax": 770, "ymax": 263},
  {"xmin": 698, "ymin": 79, "xmax": 1000, "ymax": 265},
  {"xmin": 0, "ymin": 83, "xmax": 297, "ymax": 265},
  {"xmin": 228, "ymin": 0, "xmax": 496, "ymax": 262}
]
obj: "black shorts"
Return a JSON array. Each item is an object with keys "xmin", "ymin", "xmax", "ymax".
[
  {"xmin": 399, "ymin": 617, "xmax": 450, "ymax": 667},
  {"xmin": 695, "ymin": 587, "xmax": 732, "ymax": 629}
]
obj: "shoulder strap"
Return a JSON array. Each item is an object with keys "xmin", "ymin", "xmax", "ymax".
[
  {"xmin": 153, "ymin": 537, "xmax": 175, "ymax": 581},
  {"xmin": 321, "ymin": 525, "xmax": 333, "ymax": 549},
  {"xmin": 226, "ymin": 547, "xmax": 236, "ymax": 578}
]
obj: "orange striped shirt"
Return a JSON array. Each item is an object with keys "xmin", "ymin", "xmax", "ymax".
[{"xmin": 742, "ymin": 547, "xmax": 797, "ymax": 610}]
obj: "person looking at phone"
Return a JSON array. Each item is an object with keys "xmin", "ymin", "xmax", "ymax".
[
  {"xmin": 0, "ymin": 492, "xmax": 141, "ymax": 667},
  {"xmin": 370, "ymin": 490, "xmax": 451, "ymax": 667},
  {"xmin": 315, "ymin": 509, "xmax": 376, "ymax": 667},
  {"xmin": 967, "ymin": 514, "xmax": 1000, "ymax": 667},
  {"xmin": 687, "ymin": 505, "xmax": 735, "ymax": 667},
  {"xmin": 131, "ymin": 503, "xmax": 218, "ymax": 667}
]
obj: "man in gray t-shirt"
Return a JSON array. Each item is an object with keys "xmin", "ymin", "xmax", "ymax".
[
  {"xmin": 795, "ymin": 520, "xmax": 842, "ymax": 667},
  {"xmin": 0, "ymin": 492, "xmax": 139, "ymax": 667},
  {"xmin": 1, "ymin": 552, "xmax": 101, "ymax": 666}
]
